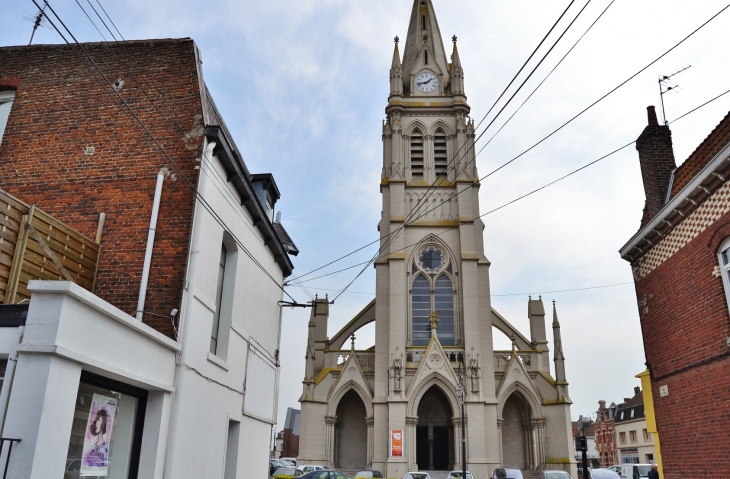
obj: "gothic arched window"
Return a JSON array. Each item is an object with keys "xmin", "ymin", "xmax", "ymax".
[
  {"xmin": 410, "ymin": 129, "xmax": 424, "ymax": 180},
  {"xmin": 410, "ymin": 246, "xmax": 456, "ymax": 346},
  {"xmin": 411, "ymin": 274, "xmax": 431, "ymax": 345},
  {"xmin": 434, "ymin": 128, "xmax": 447, "ymax": 179}
]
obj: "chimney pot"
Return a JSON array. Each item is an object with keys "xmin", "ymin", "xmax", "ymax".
[{"xmin": 647, "ymin": 106, "xmax": 659, "ymax": 126}]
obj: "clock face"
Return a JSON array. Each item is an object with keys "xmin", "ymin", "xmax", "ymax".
[{"xmin": 415, "ymin": 72, "xmax": 439, "ymax": 93}]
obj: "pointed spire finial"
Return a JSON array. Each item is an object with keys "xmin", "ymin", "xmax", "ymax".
[
  {"xmin": 422, "ymin": 32, "xmax": 429, "ymax": 43},
  {"xmin": 429, "ymin": 311, "xmax": 440, "ymax": 331},
  {"xmin": 394, "ymin": 35, "xmax": 399, "ymax": 44},
  {"xmin": 510, "ymin": 334, "xmax": 517, "ymax": 352},
  {"xmin": 350, "ymin": 333, "xmax": 356, "ymax": 351},
  {"xmin": 452, "ymin": 35, "xmax": 457, "ymax": 44}
]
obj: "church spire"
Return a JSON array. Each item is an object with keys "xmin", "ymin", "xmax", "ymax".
[
  {"xmin": 552, "ymin": 301, "xmax": 567, "ymax": 384},
  {"xmin": 390, "ymin": 36, "xmax": 403, "ymax": 96},
  {"xmin": 402, "ymin": 0, "xmax": 450, "ymax": 92}
]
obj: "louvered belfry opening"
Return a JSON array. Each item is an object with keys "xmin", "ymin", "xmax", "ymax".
[
  {"xmin": 434, "ymin": 129, "xmax": 448, "ymax": 180},
  {"xmin": 411, "ymin": 129, "xmax": 425, "ymax": 180}
]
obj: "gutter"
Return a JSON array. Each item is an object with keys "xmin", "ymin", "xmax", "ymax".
[{"xmin": 204, "ymin": 125, "xmax": 294, "ymax": 277}]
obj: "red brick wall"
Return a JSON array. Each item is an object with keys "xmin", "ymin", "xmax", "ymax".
[
  {"xmin": 282, "ymin": 429, "xmax": 300, "ymax": 458},
  {"xmin": 633, "ymin": 206, "xmax": 730, "ymax": 478},
  {"xmin": 0, "ymin": 40, "xmax": 204, "ymax": 337}
]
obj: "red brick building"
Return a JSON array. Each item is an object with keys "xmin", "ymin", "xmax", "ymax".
[
  {"xmin": 594, "ymin": 400, "xmax": 618, "ymax": 467},
  {"xmin": 620, "ymin": 106, "xmax": 730, "ymax": 479}
]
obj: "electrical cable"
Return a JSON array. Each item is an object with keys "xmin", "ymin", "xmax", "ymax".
[
  {"xmin": 72, "ymin": 0, "xmax": 107, "ymax": 41},
  {"xmin": 296, "ymin": 88, "xmax": 730, "ymax": 289},
  {"xmin": 85, "ymin": 0, "xmax": 117, "ymax": 41},
  {"xmin": 34, "ymin": 0, "xmax": 299, "ymax": 304}
]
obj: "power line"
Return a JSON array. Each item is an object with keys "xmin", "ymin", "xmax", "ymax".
[
  {"xmin": 299, "ymin": 281, "xmax": 634, "ymax": 297},
  {"xmin": 297, "ymin": 87, "xmax": 730, "ymax": 290},
  {"xmin": 34, "ymin": 0, "xmax": 299, "ymax": 304}
]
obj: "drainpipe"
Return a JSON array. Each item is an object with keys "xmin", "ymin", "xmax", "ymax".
[{"xmin": 136, "ymin": 169, "xmax": 169, "ymax": 321}]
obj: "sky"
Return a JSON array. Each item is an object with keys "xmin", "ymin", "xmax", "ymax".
[{"xmin": 4, "ymin": 0, "xmax": 730, "ymax": 431}]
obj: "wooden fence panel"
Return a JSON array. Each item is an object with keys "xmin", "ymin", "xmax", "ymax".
[{"xmin": 0, "ymin": 189, "xmax": 101, "ymax": 304}]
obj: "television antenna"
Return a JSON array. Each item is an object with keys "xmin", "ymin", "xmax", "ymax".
[
  {"xmin": 659, "ymin": 65, "xmax": 692, "ymax": 125},
  {"xmin": 23, "ymin": 4, "xmax": 51, "ymax": 46}
]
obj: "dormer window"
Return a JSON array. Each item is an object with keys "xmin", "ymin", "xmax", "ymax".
[
  {"xmin": 434, "ymin": 128, "xmax": 447, "ymax": 179},
  {"xmin": 410, "ymin": 129, "xmax": 424, "ymax": 179}
]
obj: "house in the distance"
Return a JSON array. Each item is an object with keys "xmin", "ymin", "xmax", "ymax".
[{"xmin": 0, "ymin": 39, "xmax": 297, "ymax": 479}]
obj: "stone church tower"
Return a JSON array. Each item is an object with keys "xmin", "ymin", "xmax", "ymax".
[{"xmin": 298, "ymin": 2, "xmax": 577, "ymax": 477}]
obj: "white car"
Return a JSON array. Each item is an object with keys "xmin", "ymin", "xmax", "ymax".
[
  {"xmin": 616, "ymin": 464, "xmax": 652, "ymax": 479},
  {"xmin": 404, "ymin": 473, "xmax": 431, "ymax": 479},
  {"xmin": 447, "ymin": 471, "xmax": 474, "ymax": 479},
  {"xmin": 298, "ymin": 465, "xmax": 325, "ymax": 473}
]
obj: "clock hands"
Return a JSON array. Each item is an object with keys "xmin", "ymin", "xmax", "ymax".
[{"xmin": 417, "ymin": 78, "xmax": 434, "ymax": 87}]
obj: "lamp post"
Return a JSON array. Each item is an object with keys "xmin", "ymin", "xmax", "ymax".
[{"xmin": 457, "ymin": 365, "xmax": 467, "ymax": 479}]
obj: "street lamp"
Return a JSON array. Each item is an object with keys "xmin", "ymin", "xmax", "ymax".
[{"xmin": 457, "ymin": 365, "xmax": 467, "ymax": 479}]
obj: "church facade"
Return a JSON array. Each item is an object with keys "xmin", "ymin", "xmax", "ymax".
[{"xmin": 297, "ymin": 2, "xmax": 576, "ymax": 477}]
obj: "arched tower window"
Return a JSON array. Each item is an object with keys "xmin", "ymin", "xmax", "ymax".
[
  {"xmin": 410, "ymin": 246, "xmax": 457, "ymax": 346},
  {"xmin": 434, "ymin": 275, "xmax": 455, "ymax": 345},
  {"xmin": 434, "ymin": 128, "xmax": 447, "ymax": 179},
  {"xmin": 412, "ymin": 274, "xmax": 431, "ymax": 345},
  {"xmin": 411, "ymin": 129, "xmax": 424, "ymax": 180}
]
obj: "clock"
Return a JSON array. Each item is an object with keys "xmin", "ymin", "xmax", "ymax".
[{"xmin": 415, "ymin": 72, "xmax": 439, "ymax": 93}]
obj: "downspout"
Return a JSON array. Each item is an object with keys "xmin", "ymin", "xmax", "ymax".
[{"xmin": 136, "ymin": 168, "xmax": 170, "ymax": 321}]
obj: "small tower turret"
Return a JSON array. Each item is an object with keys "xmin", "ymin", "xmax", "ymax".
[
  {"xmin": 528, "ymin": 296, "xmax": 550, "ymax": 374},
  {"xmin": 552, "ymin": 301, "xmax": 569, "ymax": 399},
  {"xmin": 449, "ymin": 35, "xmax": 464, "ymax": 95},
  {"xmin": 390, "ymin": 37, "xmax": 404, "ymax": 97}
]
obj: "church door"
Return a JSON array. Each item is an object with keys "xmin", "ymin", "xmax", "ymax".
[
  {"xmin": 501, "ymin": 393, "xmax": 530, "ymax": 470},
  {"xmin": 416, "ymin": 387, "xmax": 453, "ymax": 471},
  {"xmin": 335, "ymin": 390, "xmax": 368, "ymax": 470}
]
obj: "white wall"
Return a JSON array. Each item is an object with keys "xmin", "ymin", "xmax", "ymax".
[{"xmin": 164, "ymin": 139, "xmax": 285, "ymax": 479}]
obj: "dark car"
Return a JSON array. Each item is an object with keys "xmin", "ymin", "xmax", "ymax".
[
  {"xmin": 492, "ymin": 466, "xmax": 524, "ymax": 479},
  {"xmin": 300, "ymin": 470, "xmax": 352, "ymax": 479}
]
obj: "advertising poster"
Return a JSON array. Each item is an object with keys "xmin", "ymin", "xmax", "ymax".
[
  {"xmin": 80, "ymin": 393, "xmax": 117, "ymax": 477},
  {"xmin": 391, "ymin": 429, "xmax": 403, "ymax": 457}
]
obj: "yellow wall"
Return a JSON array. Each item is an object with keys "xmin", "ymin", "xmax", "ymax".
[{"xmin": 636, "ymin": 370, "xmax": 662, "ymax": 479}]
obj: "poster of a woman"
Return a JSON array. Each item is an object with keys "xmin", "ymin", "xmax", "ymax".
[{"xmin": 80, "ymin": 394, "xmax": 117, "ymax": 477}]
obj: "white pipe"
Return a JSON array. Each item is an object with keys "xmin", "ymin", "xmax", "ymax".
[{"xmin": 136, "ymin": 169, "xmax": 168, "ymax": 321}]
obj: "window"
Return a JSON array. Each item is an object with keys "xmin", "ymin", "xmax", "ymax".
[
  {"xmin": 411, "ymin": 247, "xmax": 455, "ymax": 346},
  {"xmin": 424, "ymin": 50, "xmax": 428, "ymax": 65},
  {"xmin": 410, "ymin": 129, "xmax": 424, "ymax": 180},
  {"xmin": 210, "ymin": 235, "xmax": 238, "ymax": 358},
  {"xmin": 411, "ymin": 274, "xmax": 431, "ymax": 345},
  {"xmin": 434, "ymin": 129, "xmax": 448, "ymax": 179},
  {"xmin": 0, "ymin": 91, "xmax": 15, "ymax": 146},
  {"xmin": 65, "ymin": 372, "xmax": 147, "ymax": 479},
  {"xmin": 717, "ymin": 238, "xmax": 730, "ymax": 311},
  {"xmin": 629, "ymin": 430, "xmax": 637, "ymax": 443},
  {"xmin": 0, "ymin": 359, "xmax": 7, "ymax": 392},
  {"xmin": 620, "ymin": 411, "xmax": 624, "ymax": 420},
  {"xmin": 643, "ymin": 428, "xmax": 649, "ymax": 441},
  {"xmin": 224, "ymin": 420, "xmax": 240, "ymax": 479},
  {"xmin": 619, "ymin": 432, "xmax": 626, "ymax": 444},
  {"xmin": 211, "ymin": 244, "xmax": 228, "ymax": 354},
  {"xmin": 630, "ymin": 408, "xmax": 634, "ymax": 418}
]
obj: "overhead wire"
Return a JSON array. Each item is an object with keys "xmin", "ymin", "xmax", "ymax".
[
  {"xmin": 34, "ymin": 0, "xmax": 299, "ymax": 304},
  {"xmin": 292, "ymin": 87, "xmax": 730, "ymax": 290}
]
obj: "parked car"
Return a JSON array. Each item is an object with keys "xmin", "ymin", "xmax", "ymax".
[
  {"xmin": 355, "ymin": 471, "xmax": 383, "ymax": 478},
  {"xmin": 492, "ymin": 466, "xmax": 524, "ymax": 479},
  {"xmin": 447, "ymin": 471, "xmax": 475, "ymax": 479},
  {"xmin": 586, "ymin": 470, "xmax": 620, "ymax": 479},
  {"xmin": 271, "ymin": 460, "xmax": 291, "ymax": 476},
  {"xmin": 404, "ymin": 473, "xmax": 430, "ymax": 479},
  {"xmin": 299, "ymin": 465, "xmax": 326, "ymax": 473},
  {"xmin": 607, "ymin": 466, "xmax": 622, "ymax": 475},
  {"xmin": 271, "ymin": 467, "xmax": 304, "ymax": 479},
  {"xmin": 539, "ymin": 471, "xmax": 571, "ymax": 479},
  {"xmin": 281, "ymin": 457, "xmax": 298, "ymax": 466},
  {"xmin": 617, "ymin": 464, "xmax": 652, "ymax": 479},
  {"xmin": 299, "ymin": 470, "xmax": 352, "ymax": 479}
]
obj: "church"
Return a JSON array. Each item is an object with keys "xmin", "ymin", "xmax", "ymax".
[{"xmin": 297, "ymin": 1, "xmax": 576, "ymax": 477}]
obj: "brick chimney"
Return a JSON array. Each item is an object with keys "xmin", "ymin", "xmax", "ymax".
[{"xmin": 636, "ymin": 106, "xmax": 677, "ymax": 226}]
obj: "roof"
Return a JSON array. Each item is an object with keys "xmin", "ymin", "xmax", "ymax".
[
  {"xmin": 273, "ymin": 221, "xmax": 299, "ymax": 256},
  {"xmin": 284, "ymin": 407, "xmax": 301, "ymax": 432},
  {"xmin": 671, "ymin": 110, "xmax": 730, "ymax": 196},
  {"xmin": 615, "ymin": 388, "xmax": 645, "ymax": 423}
]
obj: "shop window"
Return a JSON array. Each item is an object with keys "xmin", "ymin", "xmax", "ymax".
[
  {"xmin": 0, "ymin": 91, "xmax": 14, "ymax": 146},
  {"xmin": 65, "ymin": 371, "xmax": 147, "ymax": 479}
]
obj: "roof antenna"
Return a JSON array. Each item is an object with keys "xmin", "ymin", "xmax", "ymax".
[
  {"xmin": 23, "ymin": 4, "xmax": 51, "ymax": 45},
  {"xmin": 659, "ymin": 65, "xmax": 691, "ymax": 125}
]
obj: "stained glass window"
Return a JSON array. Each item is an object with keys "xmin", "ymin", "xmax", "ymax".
[
  {"xmin": 411, "ymin": 275, "xmax": 431, "ymax": 346},
  {"xmin": 419, "ymin": 247, "xmax": 444, "ymax": 272},
  {"xmin": 434, "ymin": 275, "xmax": 455, "ymax": 346}
]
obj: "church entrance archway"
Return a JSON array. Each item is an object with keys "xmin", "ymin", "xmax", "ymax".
[
  {"xmin": 416, "ymin": 386, "xmax": 453, "ymax": 471},
  {"xmin": 335, "ymin": 390, "xmax": 367, "ymax": 470},
  {"xmin": 501, "ymin": 392, "xmax": 531, "ymax": 470}
]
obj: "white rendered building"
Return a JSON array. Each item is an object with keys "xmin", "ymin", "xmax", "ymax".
[{"xmin": 297, "ymin": 2, "xmax": 577, "ymax": 478}]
